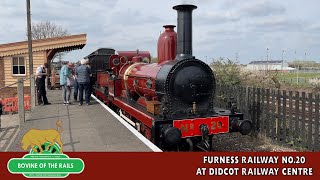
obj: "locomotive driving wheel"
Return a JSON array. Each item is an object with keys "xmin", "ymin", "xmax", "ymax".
[{"xmin": 142, "ymin": 126, "xmax": 152, "ymax": 140}]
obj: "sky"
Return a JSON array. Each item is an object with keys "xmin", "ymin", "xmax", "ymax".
[{"xmin": 0, "ymin": 0, "xmax": 320, "ymax": 64}]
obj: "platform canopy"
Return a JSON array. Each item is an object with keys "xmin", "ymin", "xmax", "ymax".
[
  {"xmin": 0, "ymin": 34, "xmax": 87, "ymax": 61},
  {"xmin": 0, "ymin": 34, "xmax": 87, "ymax": 87}
]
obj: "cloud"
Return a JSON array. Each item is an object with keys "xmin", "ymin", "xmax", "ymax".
[
  {"xmin": 1, "ymin": 0, "xmax": 320, "ymax": 63},
  {"xmin": 248, "ymin": 16, "xmax": 304, "ymax": 32},
  {"xmin": 195, "ymin": 11, "xmax": 240, "ymax": 25},
  {"xmin": 110, "ymin": 9, "xmax": 163, "ymax": 26},
  {"xmin": 238, "ymin": 1, "xmax": 286, "ymax": 17},
  {"xmin": 307, "ymin": 23, "xmax": 320, "ymax": 32}
]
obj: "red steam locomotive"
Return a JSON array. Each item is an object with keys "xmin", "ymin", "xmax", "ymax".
[{"xmin": 89, "ymin": 4, "xmax": 252, "ymax": 151}]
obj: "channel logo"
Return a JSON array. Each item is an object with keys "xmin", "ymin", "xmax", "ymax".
[{"xmin": 7, "ymin": 121, "xmax": 84, "ymax": 178}]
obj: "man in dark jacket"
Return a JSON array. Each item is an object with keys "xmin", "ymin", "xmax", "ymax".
[
  {"xmin": 36, "ymin": 63, "xmax": 50, "ymax": 105},
  {"xmin": 75, "ymin": 59, "xmax": 91, "ymax": 106}
]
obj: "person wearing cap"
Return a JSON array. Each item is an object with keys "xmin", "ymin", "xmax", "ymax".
[
  {"xmin": 36, "ymin": 63, "xmax": 50, "ymax": 105},
  {"xmin": 60, "ymin": 62, "xmax": 73, "ymax": 105},
  {"xmin": 75, "ymin": 59, "xmax": 91, "ymax": 106}
]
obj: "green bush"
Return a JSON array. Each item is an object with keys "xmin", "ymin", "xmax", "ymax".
[{"xmin": 210, "ymin": 57, "xmax": 244, "ymax": 86}]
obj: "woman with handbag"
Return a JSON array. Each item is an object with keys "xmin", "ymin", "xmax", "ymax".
[{"xmin": 60, "ymin": 62, "xmax": 73, "ymax": 105}]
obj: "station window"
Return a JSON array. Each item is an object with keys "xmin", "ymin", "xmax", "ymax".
[{"xmin": 12, "ymin": 57, "xmax": 26, "ymax": 75}]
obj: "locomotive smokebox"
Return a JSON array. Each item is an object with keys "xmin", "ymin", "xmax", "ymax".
[{"xmin": 173, "ymin": 4, "xmax": 197, "ymax": 60}]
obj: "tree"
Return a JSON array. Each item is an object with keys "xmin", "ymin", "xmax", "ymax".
[
  {"xmin": 151, "ymin": 57, "xmax": 158, "ymax": 63},
  {"xmin": 27, "ymin": 21, "xmax": 69, "ymax": 60},
  {"xmin": 29, "ymin": 21, "xmax": 68, "ymax": 40}
]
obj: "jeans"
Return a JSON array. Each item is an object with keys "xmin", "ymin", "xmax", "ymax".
[
  {"xmin": 73, "ymin": 80, "xmax": 79, "ymax": 101},
  {"xmin": 62, "ymin": 84, "xmax": 71, "ymax": 103},
  {"xmin": 78, "ymin": 83, "xmax": 90, "ymax": 104}
]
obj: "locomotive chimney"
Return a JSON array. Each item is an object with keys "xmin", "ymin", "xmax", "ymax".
[{"xmin": 173, "ymin": 4, "xmax": 197, "ymax": 60}]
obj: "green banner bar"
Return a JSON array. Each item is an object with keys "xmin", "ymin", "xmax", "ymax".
[
  {"xmin": 23, "ymin": 154, "xmax": 69, "ymax": 159},
  {"xmin": 8, "ymin": 158, "xmax": 84, "ymax": 173},
  {"xmin": 24, "ymin": 173, "xmax": 69, "ymax": 178}
]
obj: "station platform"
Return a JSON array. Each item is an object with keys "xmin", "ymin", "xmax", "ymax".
[{"xmin": 8, "ymin": 90, "xmax": 157, "ymax": 152}]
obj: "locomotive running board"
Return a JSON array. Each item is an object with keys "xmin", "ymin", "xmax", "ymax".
[
  {"xmin": 113, "ymin": 97, "xmax": 154, "ymax": 128},
  {"xmin": 119, "ymin": 109, "xmax": 136, "ymax": 127}
]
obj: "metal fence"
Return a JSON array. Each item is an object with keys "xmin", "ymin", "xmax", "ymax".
[
  {"xmin": 279, "ymin": 77, "xmax": 311, "ymax": 85},
  {"xmin": 278, "ymin": 77, "xmax": 320, "ymax": 86},
  {"xmin": 215, "ymin": 84, "xmax": 320, "ymax": 151}
]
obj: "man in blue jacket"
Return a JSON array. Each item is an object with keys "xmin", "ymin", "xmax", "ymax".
[{"xmin": 75, "ymin": 59, "xmax": 91, "ymax": 106}]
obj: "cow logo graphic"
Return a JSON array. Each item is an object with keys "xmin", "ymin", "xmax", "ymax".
[
  {"xmin": 21, "ymin": 120, "xmax": 63, "ymax": 154},
  {"xmin": 7, "ymin": 121, "xmax": 84, "ymax": 178}
]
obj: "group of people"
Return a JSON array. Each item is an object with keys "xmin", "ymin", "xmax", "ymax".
[
  {"xmin": 36, "ymin": 59, "xmax": 92, "ymax": 106},
  {"xmin": 60, "ymin": 59, "xmax": 92, "ymax": 106}
]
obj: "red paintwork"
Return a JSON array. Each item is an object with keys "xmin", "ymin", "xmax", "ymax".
[
  {"xmin": 157, "ymin": 25, "xmax": 177, "ymax": 64},
  {"xmin": 108, "ymin": 80, "xmax": 115, "ymax": 97},
  {"xmin": 109, "ymin": 79, "xmax": 122, "ymax": 97},
  {"xmin": 95, "ymin": 90, "xmax": 109, "ymax": 105},
  {"xmin": 109, "ymin": 55, "xmax": 121, "ymax": 75},
  {"xmin": 97, "ymin": 72, "xmax": 109, "ymax": 87},
  {"xmin": 114, "ymin": 79, "xmax": 122, "ymax": 97},
  {"xmin": 137, "ymin": 97, "xmax": 147, "ymax": 107},
  {"xmin": 144, "ymin": 127, "xmax": 152, "ymax": 141},
  {"xmin": 120, "ymin": 90, "xmax": 128, "ymax": 98},
  {"xmin": 132, "ymin": 56, "xmax": 142, "ymax": 63},
  {"xmin": 119, "ymin": 63, "xmax": 162, "ymax": 101},
  {"xmin": 117, "ymin": 51, "xmax": 151, "ymax": 62},
  {"xmin": 173, "ymin": 116, "xmax": 229, "ymax": 138},
  {"xmin": 113, "ymin": 98, "xmax": 153, "ymax": 128}
]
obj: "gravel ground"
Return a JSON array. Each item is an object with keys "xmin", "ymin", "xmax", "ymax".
[{"xmin": 212, "ymin": 132, "xmax": 297, "ymax": 152}]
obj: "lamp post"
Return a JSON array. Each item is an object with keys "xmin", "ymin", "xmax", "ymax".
[
  {"xmin": 281, "ymin": 50, "xmax": 285, "ymax": 72},
  {"xmin": 295, "ymin": 50, "xmax": 299, "ymax": 85},
  {"xmin": 266, "ymin": 48, "xmax": 269, "ymax": 73},
  {"xmin": 305, "ymin": 51, "xmax": 307, "ymax": 62},
  {"xmin": 26, "ymin": 0, "xmax": 35, "ymax": 109},
  {"xmin": 235, "ymin": 52, "xmax": 239, "ymax": 62}
]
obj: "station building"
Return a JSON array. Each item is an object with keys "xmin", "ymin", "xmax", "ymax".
[
  {"xmin": 245, "ymin": 60, "xmax": 295, "ymax": 72},
  {"xmin": 0, "ymin": 34, "xmax": 86, "ymax": 99}
]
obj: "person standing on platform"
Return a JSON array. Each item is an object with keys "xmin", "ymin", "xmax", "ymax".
[
  {"xmin": 73, "ymin": 63, "xmax": 79, "ymax": 102},
  {"xmin": 76, "ymin": 59, "xmax": 91, "ymax": 106},
  {"xmin": 36, "ymin": 63, "xmax": 50, "ymax": 105},
  {"xmin": 86, "ymin": 62, "xmax": 94, "ymax": 96},
  {"xmin": 0, "ymin": 99, "xmax": 2, "ymax": 128},
  {"xmin": 60, "ymin": 62, "xmax": 73, "ymax": 105}
]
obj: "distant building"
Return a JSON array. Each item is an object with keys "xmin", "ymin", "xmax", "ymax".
[{"xmin": 245, "ymin": 60, "xmax": 295, "ymax": 71}]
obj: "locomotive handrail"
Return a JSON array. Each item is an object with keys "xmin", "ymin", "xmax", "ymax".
[{"xmin": 126, "ymin": 75, "xmax": 152, "ymax": 79}]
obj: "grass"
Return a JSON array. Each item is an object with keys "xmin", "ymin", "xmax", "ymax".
[
  {"xmin": 273, "ymin": 72, "xmax": 320, "ymax": 87},
  {"xmin": 274, "ymin": 72, "xmax": 320, "ymax": 79}
]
